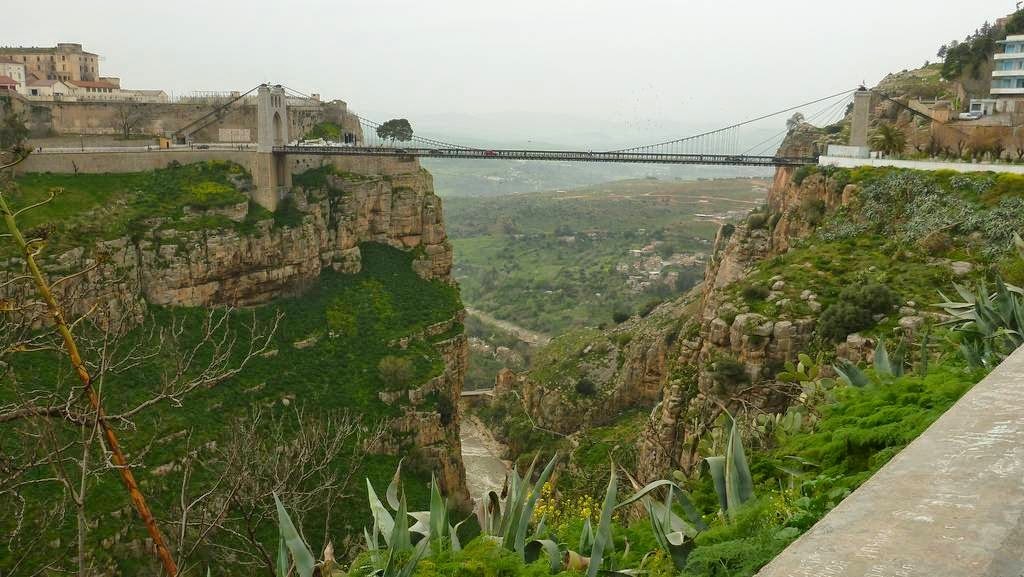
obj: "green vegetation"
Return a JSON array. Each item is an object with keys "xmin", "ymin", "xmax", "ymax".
[
  {"xmin": 304, "ymin": 121, "xmax": 344, "ymax": 141},
  {"xmin": 938, "ymin": 19, "xmax": 1005, "ymax": 81},
  {"xmin": 448, "ymin": 178, "xmax": 765, "ymax": 335},
  {"xmin": 869, "ymin": 122, "xmax": 907, "ymax": 157},
  {"xmin": 6, "ymin": 161, "xmax": 255, "ymax": 257},
  {"xmin": 817, "ymin": 283, "xmax": 899, "ymax": 343},
  {"xmin": 0, "ymin": 243, "xmax": 460, "ymax": 575},
  {"xmin": 376, "ymin": 119, "xmax": 414, "ymax": 145}
]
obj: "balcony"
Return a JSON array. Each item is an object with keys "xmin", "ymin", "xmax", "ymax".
[
  {"xmin": 991, "ymin": 87, "xmax": 1024, "ymax": 95},
  {"xmin": 993, "ymin": 69, "xmax": 1024, "ymax": 77},
  {"xmin": 994, "ymin": 52, "xmax": 1024, "ymax": 60}
]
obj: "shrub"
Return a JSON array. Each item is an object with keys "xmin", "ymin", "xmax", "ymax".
[
  {"xmin": 575, "ymin": 378, "xmax": 598, "ymax": 396},
  {"xmin": 793, "ymin": 165, "xmax": 819, "ymax": 186},
  {"xmin": 437, "ymin": 393, "xmax": 454, "ymax": 425},
  {"xmin": 741, "ymin": 285, "xmax": 771, "ymax": 302},
  {"xmin": 799, "ymin": 198, "xmax": 827, "ymax": 227},
  {"xmin": 640, "ymin": 298, "xmax": 663, "ymax": 317},
  {"xmin": 612, "ymin": 310, "xmax": 631, "ymax": 324},
  {"xmin": 817, "ymin": 283, "xmax": 899, "ymax": 342},
  {"xmin": 709, "ymin": 356, "xmax": 749, "ymax": 389},
  {"xmin": 378, "ymin": 355, "xmax": 415, "ymax": 386},
  {"xmin": 918, "ymin": 230, "xmax": 953, "ymax": 256},
  {"xmin": 747, "ymin": 212, "xmax": 769, "ymax": 229},
  {"xmin": 844, "ymin": 283, "xmax": 899, "ymax": 315},
  {"xmin": 817, "ymin": 302, "xmax": 873, "ymax": 343}
]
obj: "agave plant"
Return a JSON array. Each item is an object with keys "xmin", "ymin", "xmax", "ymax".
[
  {"xmin": 616, "ymin": 471, "xmax": 708, "ymax": 570},
  {"xmin": 936, "ymin": 279, "xmax": 1024, "ymax": 369},
  {"xmin": 475, "ymin": 454, "xmax": 559, "ymax": 558},
  {"xmin": 705, "ymin": 416, "xmax": 755, "ymax": 521},
  {"xmin": 833, "ymin": 338, "xmax": 905, "ymax": 387},
  {"xmin": 361, "ymin": 461, "xmax": 466, "ymax": 577},
  {"xmin": 274, "ymin": 494, "xmax": 342, "ymax": 577}
]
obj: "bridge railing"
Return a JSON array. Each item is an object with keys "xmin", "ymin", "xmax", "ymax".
[{"xmin": 273, "ymin": 145, "xmax": 816, "ymax": 167}]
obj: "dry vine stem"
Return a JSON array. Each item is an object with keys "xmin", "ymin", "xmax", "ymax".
[{"xmin": 0, "ymin": 151, "xmax": 179, "ymax": 576}]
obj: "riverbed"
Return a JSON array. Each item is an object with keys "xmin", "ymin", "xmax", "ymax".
[{"xmin": 460, "ymin": 414, "xmax": 511, "ymax": 501}]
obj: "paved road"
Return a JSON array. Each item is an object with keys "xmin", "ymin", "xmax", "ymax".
[
  {"xmin": 460, "ymin": 415, "xmax": 511, "ymax": 502},
  {"xmin": 466, "ymin": 307, "xmax": 551, "ymax": 347}
]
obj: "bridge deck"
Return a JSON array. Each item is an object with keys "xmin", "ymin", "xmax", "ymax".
[{"xmin": 274, "ymin": 146, "xmax": 815, "ymax": 167}]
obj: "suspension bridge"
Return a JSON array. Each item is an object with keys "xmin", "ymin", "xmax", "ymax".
[
  {"xmin": 272, "ymin": 86, "xmax": 861, "ymax": 167},
  {"xmin": 22, "ymin": 83, "xmax": 864, "ymax": 211}
]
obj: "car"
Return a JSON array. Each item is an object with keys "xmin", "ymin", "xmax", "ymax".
[
  {"xmin": 484, "ymin": 150, "xmax": 497, "ymax": 156},
  {"xmin": 195, "ymin": 144, "xmax": 210, "ymax": 149},
  {"xmin": 958, "ymin": 111, "xmax": 983, "ymax": 121}
]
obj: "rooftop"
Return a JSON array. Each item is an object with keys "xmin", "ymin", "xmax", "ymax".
[
  {"xmin": 0, "ymin": 75, "xmax": 18, "ymax": 86},
  {"xmin": 67, "ymin": 80, "xmax": 117, "ymax": 89},
  {"xmin": 0, "ymin": 44, "xmax": 98, "ymax": 56}
]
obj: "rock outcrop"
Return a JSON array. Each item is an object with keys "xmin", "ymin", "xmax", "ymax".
[{"xmin": 0, "ymin": 157, "xmax": 468, "ymax": 501}]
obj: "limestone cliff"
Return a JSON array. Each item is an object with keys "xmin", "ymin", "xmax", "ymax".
[
  {"xmin": 0, "ymin": 158, "xmax": 469, "ymax": 503},
  {"xmin": 492, "ymin": 124, "xmax": 868, "ymax": 479}
]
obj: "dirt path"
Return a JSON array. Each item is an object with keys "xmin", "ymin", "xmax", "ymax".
[
  {"xmin": 460, "ymin": 415, "xmax": 512, "ymax": 501},
  {"xmin": 466, "ymin": 307, "xmax": 552, "ymax": 346}
]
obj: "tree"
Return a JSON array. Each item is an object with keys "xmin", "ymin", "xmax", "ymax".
[
  {"xmin": 375, "ymin": 118, "xmax": 413, "ymax": 146},
  {"xmin": 0, "ymin": 127, "xmax": 279, "ymax": 576},
  {"xmin": 112, "ymin": 101, "xmax": 148, "ymax": 140},
  {"xmin": 0, "ymin": 110, "xmax": 29, "ymax": 150},
  {"xmin": 869, "ymin": 122, "xmax": 907, "ymax": 157}
]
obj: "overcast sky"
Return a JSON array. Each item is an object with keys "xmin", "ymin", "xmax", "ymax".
[{"xmin": 4, "ymin": 0, "xmax": 1019, "ymax": 145}]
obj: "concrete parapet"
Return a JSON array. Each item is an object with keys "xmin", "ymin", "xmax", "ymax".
[
  {"xmin": 14, "ymin": 149, "xmax": 256, "ymax": 175},
  {"xmin": 756, "ymin": 345, "xmax": 1024, "ymax": 577},
  {"xmin": 820, "ymin": 155, "xmax": 1024, "ymax": 175}
]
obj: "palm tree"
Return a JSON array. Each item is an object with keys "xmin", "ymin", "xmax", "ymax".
[{"xmin": 870, "ymin": 122, "xmax": 907, "ymax": 158}]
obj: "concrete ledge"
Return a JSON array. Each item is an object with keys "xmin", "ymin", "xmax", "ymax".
[
  {"xmin": 757, "ymin": 346, "xmax": 1024, "ymax": 577},
  {"xmin": 820, "ymin": 155, "xmax": 1024, "ymax": 175}
]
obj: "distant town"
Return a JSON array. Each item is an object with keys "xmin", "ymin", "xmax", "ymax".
[{"xmin": 0, "ymin": 42, "xmax": 168, "ymax": 102}]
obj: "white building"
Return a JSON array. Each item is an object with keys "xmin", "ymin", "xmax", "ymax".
[
  {"xmin": 993, "ymin": 34, "xmax": 1024, "ymax": 95},
  {"xmin": 0, "ymin": 58, "xmax": 26, "ymax": 94},
  {"xmin": 25, "ymin": 78, "xmax": 74, "ymax": 100}
]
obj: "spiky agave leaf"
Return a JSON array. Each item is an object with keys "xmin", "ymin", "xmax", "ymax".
[
  {"xmin": 367, "ymin": 478, "xmax": 395, "ymax": 546},
  {"xmin": 274, "ymin": 493, "xmax": 317, "ymax": 577},
  {"xmin": 578, "ymin": 517, "xmax": 593, "ymax": 555},
  {"xmin": 476, "ymin": 490, "xmax": 502, "ymax": 536},
  {"xmin": 429, "ymin": 475, "xmax": 447, "ymax": 549},
  {"xmin": 514, "ymin": 454, "xmax": 559, "ymax": 557},
  {"xmin": 525, "ymin": 539, "xmax": 563, "ymax": 573},
  {"xmin": 834, "ymin": 359, "xmax": 870, "ymax": 387},
  {"xmin": 873, "ymin": 339, "xmax": 893, "ymax": 377},
  {"xmin": 615, "ymin": 476, "xmax": 706, "ymax": 532},
  {"xmin": 706, "ymin": 455, "xmax": 728, "ymax": 515},
  {"xmin": 724, "ymin": 418, "xmax": 754, "ymax": 517},
  {"xmin": 586, "ymin": 464, "xmax": 618, "ymax": 577},
  {"xmin": 386, "ymin": 458, "xmax": 404, "ymax": 510}
]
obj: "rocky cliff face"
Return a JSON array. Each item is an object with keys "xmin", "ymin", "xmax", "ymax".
[
  {"xmin": 493, "ymin": 125, "xmax": 864, "ymax": 480},
  {"xmin": 0, "ymin": 158, "xmax": 469, "ymax": 501}
]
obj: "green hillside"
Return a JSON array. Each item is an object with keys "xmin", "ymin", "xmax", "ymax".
[
  {"xmin": 0, "ymin": 243, "xmax": 460, "ymax": 575},
  {"xmin": 447, "ymin": 178, "xmax": 768, "ymax": 334}
]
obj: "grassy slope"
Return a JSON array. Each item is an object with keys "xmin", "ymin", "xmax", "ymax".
[
  {"xmin": 5, "ymin": 161, "xmax": 262, "ymax": 258},
  {"xmin": 447, "ymin": 178, "xmax": 767, "ymax": 335},
  {"xmin": 0, "ymin": 243, "xmax": 461, "ymax": 574}
]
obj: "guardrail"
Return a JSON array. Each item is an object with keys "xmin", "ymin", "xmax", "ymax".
[{"xmin": 274, "ymin": 146, "xmax": 815, "ymax": 167}]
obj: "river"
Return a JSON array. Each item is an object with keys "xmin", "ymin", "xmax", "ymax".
[{"xmin": 460, "ymin": 414, "xmax": 511, "ymax": 501}]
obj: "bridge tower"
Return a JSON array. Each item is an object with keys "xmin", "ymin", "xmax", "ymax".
[
  {"xmin": 849, "ymin": 88, "xmax": 872, "ymax": 149},
  {"xmin": 252, "ymin": 84, "xmax": 291, "ymax": 211}
]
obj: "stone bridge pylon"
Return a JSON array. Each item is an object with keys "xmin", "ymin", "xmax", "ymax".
[{"xmin": 252, "ymin": 84, "xmax": 291, "ymax": 212}]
